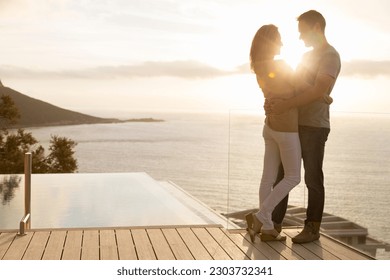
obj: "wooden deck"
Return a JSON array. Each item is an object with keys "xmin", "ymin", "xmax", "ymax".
[{"xmin": 0, "ymin": 226, "xmax": 373, "ymax": 260}]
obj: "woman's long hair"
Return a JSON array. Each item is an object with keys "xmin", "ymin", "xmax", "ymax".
[{"xmin": 250, "ymin": 24, "xmax": 280, "ymax": 73}]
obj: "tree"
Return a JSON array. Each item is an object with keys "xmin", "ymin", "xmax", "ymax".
[
  {"xmin": 0, "ymin": 129, "xmax": 39, "ymax": 173},
  {"xmin": 46, "ymin": 135, "xmax": 78, "ymax": 173},
  {"xmin": 0, "ymin": 94, "xmax": 78, "ymax": 174},
  {"xmin": 0, "ymin": 175, "xmax": 21, "ymax": 204},
  {"xmin": 0, "ymin": 95, "xmax": 20, "ymax": 130}
]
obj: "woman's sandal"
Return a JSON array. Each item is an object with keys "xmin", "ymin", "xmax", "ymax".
[
  {"xmin": 246, "ymin": 213, "xmax": 263, "ymax": 242},
  {"xmin": 245, "ymin": 212, "xmax": 253, "ymax": 232},
  {"xmin": 260, "ymin": 229, "xmax": 286, "ymax": 242}
]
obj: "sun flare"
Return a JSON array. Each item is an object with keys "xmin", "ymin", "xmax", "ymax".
[
  {"xmin": 274, "ymin": 18, "xmax": 309, "ymax": 70},
  {"xmin": 279, "ymin": 35, "xmax": 307, "ymax": 70}
]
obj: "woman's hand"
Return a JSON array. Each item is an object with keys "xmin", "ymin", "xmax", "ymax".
[
  {"xmin": 264, "ymin": 98, "xmax": 286, "ymax": 115},
  {"xmin": 264, "ymin": 98, "xmax": 272, "ymax": 115}
]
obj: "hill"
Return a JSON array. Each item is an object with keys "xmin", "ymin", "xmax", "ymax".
[{"xmin": 0, "ymin": 84, "xmax": 122, "ymax": 128}]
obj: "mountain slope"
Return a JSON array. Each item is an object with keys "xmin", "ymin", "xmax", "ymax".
[{"xmin": 0, "ymin": 84, "xmax": 119, "ymax": 127}]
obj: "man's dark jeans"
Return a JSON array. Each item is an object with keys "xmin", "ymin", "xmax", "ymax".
[{"xmin": 272, "ymin": 125, "xmax": 330, "ymax": 224}]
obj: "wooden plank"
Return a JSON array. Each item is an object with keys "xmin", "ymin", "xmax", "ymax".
[
  {"xmin": 177, "ymin": 228, "xmax": 212, "ymax": 260},
  {"xmin": 100, "ymin": 230, "xmax": 118, "ymax": 260},
  {"xmin": 62, "ymin": 230, "xmax": 83, "ymax": 260},
  {"xmin": 301, "ymin": 241, "xmax": 340, "ymax": 260},
  {"xmin": 23, "ymin": 231, "xmax": 50, "ymax": 260},
  {"xmin": 245, "ymin": 228, "xmax": 301, "ymax": 260},
  {"xmin": 42, "ymin": 231, "xmax": 66, "ymax": 260},
  {"xmin": 206, "ymin": 228, "xmax": 249, "ymax": 260},
  {"xmin": 227, "ymin": 231, "xmax": 269, "ymax": 260},
  {"xmin": 192, "ymin": 227, "xmax": 231, "ymax": 260},
  {"xmin": 116, "ymin": 229, "xmax": 137, "ymax": 260},
  {"xmin": 266, "ymin": 240, "xmax": 302, "ymax": 260},
  {"xmin": 2, "ymin": 232, "xmax": 33, "ymax": 260},
  {"xmin": 81, "ymin": 230, "xmax": 99, "ymax": 260},
  {"xmin": 314, "ymin": 235, "xmax": 369, "ymax": 260},
  {"xmin": 284, "ymin": 228, "xmax": 370, "ymax": 260},
  {"xmin": 0, "ymin": 232, "xmax": 17, "ymax": 260},
  {"xmin": 280, "ymin": 229, "xmax": 322, "ymax": 260},
  {"xmin": 147, "ymin": 229, "xmax": 175, "ymax": 260},
  {"xmin": 284, "ymin": 229, "xmax": 338, "ymax": 260},
  {"xmin": 162, "ymin": 228, "xmax": 194, "ymax": 260},
  {"xmin": 132, "ymin": 229, "xmax": 156, "ymax": 260},
  {"xmin": 241, "ymin": 232, "xmax": 286, "ymax": 260}
]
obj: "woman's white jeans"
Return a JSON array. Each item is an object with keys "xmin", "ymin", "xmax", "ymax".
[{"xmin": 256, "ymin": 124, "xmax": 301, "ymax": 230}]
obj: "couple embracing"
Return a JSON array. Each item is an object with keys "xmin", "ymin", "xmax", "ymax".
[{"xmin": 246, "ymin": 10, "xmax": 341, "ymax": 243}]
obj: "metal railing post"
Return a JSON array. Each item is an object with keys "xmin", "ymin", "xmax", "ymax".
[{"xmin": 18, "ymin": 152, "xmax": 32, "ymax": 236}]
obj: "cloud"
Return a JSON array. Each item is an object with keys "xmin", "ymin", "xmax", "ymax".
[
  {"xmin": 1, "ymin": 59, "xmax": 389, "ymax": 81},
  {"xmin": 94, "ymin": 61, "xmax": 234, "ymax": 79},
  {"xmin": 237, "ymin": 60, "xmax": 390, "ymax": 78},
  {"xmin": 0, "ymin": 0, "xmax": 71, "ymax": 19},
  {"xmin": 340, "ymin": 60, "xmax": 390, "ymax": 78},
  {"xmin": 0, "ymin": 60, "xmax": 239, "ymax": 80}
]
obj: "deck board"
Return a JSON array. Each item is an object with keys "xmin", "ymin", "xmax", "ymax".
[
  {"xmin": 301, "ymin": 241, "xmax": 340, "ymax": 260},
  {"xmin": 23, "ymin": 231, "xmax": 50, "ymax": 260},
  {"xmin": 81, "ymin": 230, "xmax": 99, "ymax": 260},
  {"xmin": 100, "ymin": 230, "xmax": 118, "ymax": 260},
  {"xmin": 206, "ymin": 227, "xmax": 250, "ymax": 260},
  {"xmin": 132, "ymin": 229, "xmax": 156, "ymax": 260},
  {"xmin": 162, "ymin": 228, "xmax": 194, "ymax": 260},
  {"xmin": 284, "ymin": 229, "xmax": 338, "ymax": 260},
  {"xmin": 62, "ymin": 230, "xmax": 83, "ymax": 260},
  {"xmin": 177, "ymin": 228, "xmax": 212, "ymax": 260},
  {"xmin": 284, "ymin": 239, "xmax": 322, "ymax": 260},
  {"xmin": 2, "ymin": 232, "xmax": 33, "ymax": 260},
  {"xmin": 228, "ymin": 232, "xmax": 269, "ymax": 260},
  {"xmin": 314, "ymin": 234, "xmax": 369, "ymax": 260},
  {"xmin": 192, "ymin": 227, "xmax": 231, "ymax": 260},
  {"xmin": 42, "ymin": 230, "xmax": 66, "ymax": 260},
  {"xmin": 241, "ymin": 232, "xmax": 286, "ymax": 260},
  {"xmin": 0, "ymin": 232, "xmax": 17, "ymax": 259},
  {"xmin": 116, "ymin": 229, "xmax": 137, "ymax": 260},
  {"xmin": 147, "ymin": 229, "xmax": 176, "ymax": 260},
  {"xmin": 0, "ymin": 226, "xmax": 374, "ymax": 260},
  {"xmin": 263, "ymin": 237, "xmax": 303, "ymax": 260}
]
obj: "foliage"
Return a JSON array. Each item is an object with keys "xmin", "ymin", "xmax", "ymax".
[
  {"xmin": 0, "ymin": 95, "xmax": 20, "ymax": 129},
  {"xmin": 0, "ymin": 94, "xmax": 78, "ymax": 174},
  {"xmin": 46, "ymin": 135, "xmax": 78, "ymax": 173},
  {"xmin": 0, "ymin": 175, "xmax": 21, "ymax": 204}
]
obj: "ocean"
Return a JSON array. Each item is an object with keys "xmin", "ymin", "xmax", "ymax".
[{"xmin": 11, "ymin": 111, "xmax": 390, "ymax": 259}]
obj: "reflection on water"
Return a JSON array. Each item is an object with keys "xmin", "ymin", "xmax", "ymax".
[{"xmin": 0, "ymin": 175, "xmax": 21, "ymax": 204}]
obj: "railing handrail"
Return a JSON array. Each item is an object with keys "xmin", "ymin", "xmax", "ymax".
[{"xmin": 18, "ymin": 152, "xmax": 32, "ymax": 236}]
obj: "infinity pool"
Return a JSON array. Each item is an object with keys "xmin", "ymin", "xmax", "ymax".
[{"xmin": 0, "ymin": 173, "xmax": 231, "ymax": 230}]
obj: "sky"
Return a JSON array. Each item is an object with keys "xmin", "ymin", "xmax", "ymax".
[{"xmin": 0, "ymin": 0, "xmax": 389, "ymax": 116}]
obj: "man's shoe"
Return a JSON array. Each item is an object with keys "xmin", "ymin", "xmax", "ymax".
[{"xmin": 292, "ymin": 222, "xmax": 321, "ymax": 244}]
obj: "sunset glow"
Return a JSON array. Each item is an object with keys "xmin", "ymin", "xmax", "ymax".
[{"xmin": 0, "ymin": 0, "xmax": 388, "ymax": 114}]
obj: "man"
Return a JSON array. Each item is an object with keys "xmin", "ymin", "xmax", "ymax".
[{"xmin": 268, "ymin": 10, "xmax": 341, "ymax": 243}]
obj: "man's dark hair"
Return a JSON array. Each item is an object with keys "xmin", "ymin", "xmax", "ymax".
[{"xmin": 298, "ymin": 10, "xmax": 326, "ymax": 32}]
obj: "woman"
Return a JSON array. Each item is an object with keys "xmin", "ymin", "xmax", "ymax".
[{"xmin": 246, "ymin": 24, "xmax": 302, "ymax": 242}]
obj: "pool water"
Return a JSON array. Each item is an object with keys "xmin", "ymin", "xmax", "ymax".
[{"xmin": 0, "ymin": 173, "xmax": 232, "ymax": 230}]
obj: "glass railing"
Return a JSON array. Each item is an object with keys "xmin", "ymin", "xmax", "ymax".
[
  {"xmin": 226, "ymin": 109, "xmax": 390, "ymax": 260},
  {"xmin": 1, "ymin": 110, "xmax": 389, "ymax": 259}
]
